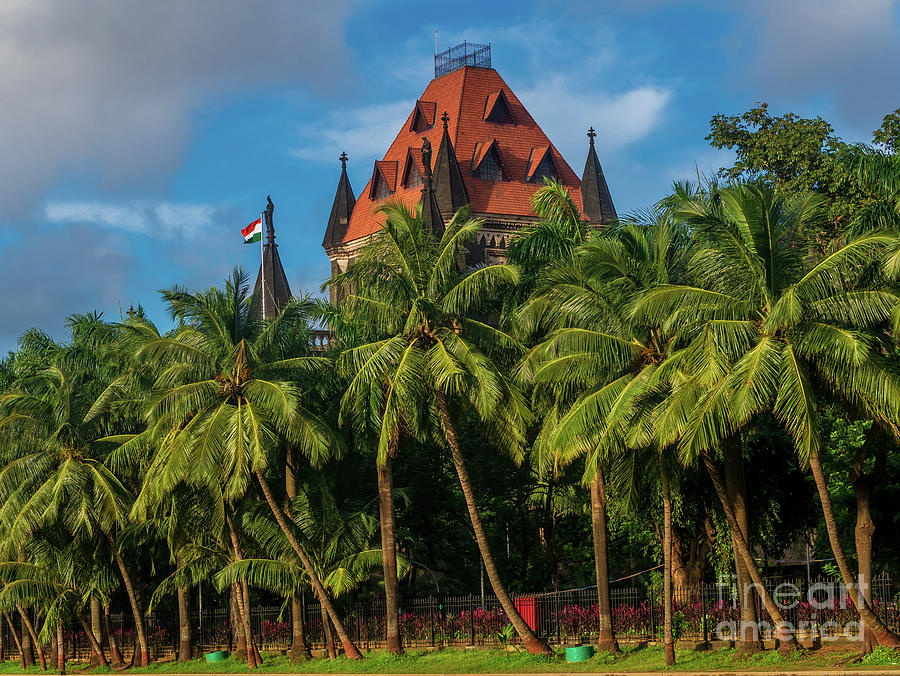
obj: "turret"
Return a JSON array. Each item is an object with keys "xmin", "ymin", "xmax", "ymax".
[
  {"xmin": 431, "ymin": 112, "xmax": 469, "ymax": 217},
  {"xmin": 323, "ymin": 152, "xmax": 357, "ymax": 249},
  {"xmin": 253, "ymin": 195, "xmax": 292, "ymax": 320},
  {"xmin": 581, "ymin": 127, "xmax": 617, "ymax": 225}
]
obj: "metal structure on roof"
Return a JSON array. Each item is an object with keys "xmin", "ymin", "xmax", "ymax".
[{"xmin": 434, "ymin": 41, "xmax": 491, "ymax": 78}]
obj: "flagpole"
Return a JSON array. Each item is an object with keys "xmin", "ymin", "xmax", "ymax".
[{"xmin": 260, "ymin": 211, "xmax": 266, "ymax": 321}]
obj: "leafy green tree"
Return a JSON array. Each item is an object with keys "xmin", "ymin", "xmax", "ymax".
[
  {"xmin": 327, "ymin": 203, "xmax": 552, "ymax": 655},
  {"xmin": 707, "ymin": 103, "xmax": 865, "ymax": 236},
  {"xmin": 874, "ymin": 109, "xmax": 900, "ymax": 155}
]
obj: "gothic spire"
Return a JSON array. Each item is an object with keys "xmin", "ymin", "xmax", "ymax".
[
  {"xmin": 420, "ymin": 137, "xmax": 444, "ymax": 238},
  {"xmin": 253, "ymin": 195, "xmax": 292, "ymax": 321},
  {"xmin": 431, "ymin": 111, "xmax": 469, "ymax": 216},
  {"xmin": 323, "ymin": 152, "xmax": 356, "ymax": 248},
  {"xmin": 581, "ymin": 127, "xmax": 618, "ymax": 225}
]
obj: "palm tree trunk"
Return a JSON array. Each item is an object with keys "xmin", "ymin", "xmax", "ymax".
[
  {"xmin": 103, "ymin": 605, "xmax": 125, "ymax": 667},
  {"xmin": 224, "ymin": 512, "xmax": 257, "ymax": 669},
  {"xmin": 435, "ymin": 391, "xmax": 553, "ymax": 656},
  {"xmin": 285, "ymin": 452, "xmax": 312, "ymax": 662},
  {"xmin": 230, "ymin": 586, "xmax": 247, "ymax": 657},
  {"xmin": 377, "ymin": 453, "xmax": 403, "ymax": 654},
  {"xmin": 661, "ymin": 463, "xmax": 675, "ymax": 667},
  {"xmin": 589, "ymin": 468, "xmax": 618, "ymax": 653},
  {"xmin": 701, "ymin": 450, "xmax": 798, "ymax": 650},
  {"xmin": 254, "ymin": 469, "xmax": 363, "ymax": 659},
  {"xmin": 78, "ymin": 613, "xmax": 109, "ymax": 667},
  {"xmin": 49, "ymin": 623, "xmax": 56, "ymax": 668},
  {"xmin": 722, "ymin": 439, "xmax": 761, "ymax": 655},
  {"xmin": 290, "ymin": 596, "xmax": 311, "ymax": 662},
  {"xmin": 852, "ymin": 430, "xmax": 878, "ymax": 653},
  {"xmin": 103, "ymin": 530, "xmax": 150, "ymax": 666},
  {"xmin": 4, "ymin": 612, "xmax": 26, "ymax": 669},
  {"xmin": 20, "ymin": 608, "xmax": 34, "ymax": 667},
  {"xmin": 90, "ymin": 595, "xmax": 104, "ymax": 666},
  {"xmin": 16, "ymin": 604, "xmax": 46, "ymax": 670},
  {"xmin": 321, "ymin": 606, "xmax": 337, "ymax": 659},
  {"xmin": 246, "ymin": 582, "xmax": 263, "ymax": 665},
  {"xmin": 176, "ymin": 555, "xmax": 192, "ymax": 661},
  {"xmin": 808, "ymin": 448, "xmax": 900, "ymax": 647},
  {"xmin": 56, "ymin": 623, "xmax": 65, "ymax": 676}
]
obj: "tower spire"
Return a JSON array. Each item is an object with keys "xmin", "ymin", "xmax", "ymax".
[
  {"xmin": 253, "ymin": 195, "xmax": 292, "ymax": 320},
  {"xmin": 581, "ymin": 127, "xmax": 617, "ymax": 225},
  {"xmin": 420, "ymin": 137, "xmax": 444, "ymax": 237},
  {"xmin": 432, "ymin": 111, "xmax": 469, "ymax": 216},
  {"xmin": 323, "ymin": 151, "xmax": 357, "ymax": 248}
]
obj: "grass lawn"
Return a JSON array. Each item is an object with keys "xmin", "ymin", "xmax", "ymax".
[{"xmin": 5, "ymin": 645, "xmax": 899, "ymax": 674}]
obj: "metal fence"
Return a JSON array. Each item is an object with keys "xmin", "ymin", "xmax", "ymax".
[{"xmin": 1, "ymin": 575, "xmax": 897, "ymax": 661}]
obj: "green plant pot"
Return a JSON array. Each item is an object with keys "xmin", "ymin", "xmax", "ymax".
[
  {"xmin": 565, "ymin": 645, "xmax": 595, "ymax": 662},
  {"xmin": 205, "ymin": 650, "xmax": 229, "ymax": 663}
]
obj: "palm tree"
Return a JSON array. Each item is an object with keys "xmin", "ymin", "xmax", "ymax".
[
  {"xmin": 217, "ymin": 474, "xmax": 390, "ymax": 659},
  {"xmin": 848, "ymin": 149, "xmax": 900, "ymax": 236},
  {"xmin": 124, "ymin": 269, "xmax": 364, "ymax": 659},
  {"xmin": 0, "ymin": 320, "xmax": 153, "ymax": 666},
  {"xmin": 326, "ymin": 203, "xmax": 552, "ymax": 655},
  {"xmin": 0, "ymin": 537, "xmax": 110, "ymax": 673},
  {"xmin": 517, "ymin": 209, "xmax": 693, "ymax": 659},
  {"xmin": 638, "ymin": 181, "xmax": 900, "ymax": 647}
]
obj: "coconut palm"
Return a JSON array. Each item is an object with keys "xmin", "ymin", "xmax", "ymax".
[
  {"xmin": 638, "ymin": 181, "xmax": 900, "ymax": 647},
  {"xmin": 326, "ymin": 202, "xmax": 552, "ymax": 655},
  {"xmin": 216, "ymin": 474, "xmax": 392, "ymax": 659},
  {"xmin": 0, "ymin": 320, "xmax": 153, "ymax": 666},
  {"xmin": 848, "ymin": 149, "xmax": 900, "ymax": 236},
  {"xmin": 124, "ymin": 269, "xmax": 363, "ymax": 660},
  {"xmin": 517, "ymin": 209, "xmax": 693, "ymax": 660},
  {"xmin": 0, "ymin": 537, "xmax": 111, "ymax": 674}
]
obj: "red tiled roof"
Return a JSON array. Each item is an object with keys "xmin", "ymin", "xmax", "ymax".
[{"xmin": 344, "ymin": 66, "xmax": 584, "ymax": 242}]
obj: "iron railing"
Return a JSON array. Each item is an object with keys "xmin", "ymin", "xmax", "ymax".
[
  {"xmin": 3, "ymin": 575, "xmax": 896, "ymax": 661},
  {"xmin": 435, "ymin": 42, "xmax": 491, "ymax": 78}
]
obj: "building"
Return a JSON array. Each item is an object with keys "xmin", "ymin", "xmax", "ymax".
[{"xmin": 321, "ymin": 43, "xmax": 617, "ymax": 303}]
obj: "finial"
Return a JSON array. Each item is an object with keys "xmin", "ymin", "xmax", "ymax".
[
  {"xmin": 339, "ymin": 151, "xmax": 348, "ymax": 169},
  {"xmin": 587, "ymin": 127, "xmax": 596, "ymax": 146},
  {"xmin": 441, "ymin": 111, "xmax": 450, "ymax": 131}
]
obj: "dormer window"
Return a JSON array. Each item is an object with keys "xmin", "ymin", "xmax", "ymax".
[
  {"xmin": 471, "ymin": 141, "xmax": 504, "ymax": 182},
  {"xmin": 409, "ymin": 100, "xmax": 437, "ymax": 134},
  {"xmin": 475, "ymin": 150, "xmax": 501, "ymax": 181},
  {"xmin": 402, "ymin": 149, "xmax": 425, "ymax": 189},
  {"xmin": 526, "ymin": 146, "xmax": 558, "ymax": 184},
  {"xmin": 370, "ymin": 160, "xmax": 398, "ymax": 200},
  {"xmin": 375, "ymin": 174, "xmax": 392, "ymax": 199},
  {"xmin": 483, "ymin": 90, "xmax": 514, "ymax": 124}
]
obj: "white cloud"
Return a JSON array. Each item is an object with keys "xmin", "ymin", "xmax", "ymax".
[
  {"xmin": 45, "ymin": 201, "xmax": 223, "ymax": 239},
  {"xmin": 291, "ymin": 99, "xmax": 416, "ymax": 163},
  {"xmin": 517, "ymin": 78, "xmax": 673, "ymax": 164}
]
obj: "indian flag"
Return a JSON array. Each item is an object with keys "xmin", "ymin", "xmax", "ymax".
[{"xmin": 242, "ymin": 217, "xmax": 262, "ymax": 244}]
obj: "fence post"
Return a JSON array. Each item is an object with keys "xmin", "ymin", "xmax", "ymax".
[
  {"xmin": 555, "ymin": 592, "xmax": 561, "ymax": 645},
  {"xmin": 430, "ymin": 597, "xmax": 435, "ymax": 647},
  {"xmin": 649, "ymin": 587, "xmax": 655, "ymax": 641},
  {"xmin": 469, "ymin": 595, "xmax": 475, "ymax": 646}
]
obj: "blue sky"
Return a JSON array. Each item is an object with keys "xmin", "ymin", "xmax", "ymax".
[{"xmin": 1, "ymin": 0, "xmax": 898, "ymax": 351}]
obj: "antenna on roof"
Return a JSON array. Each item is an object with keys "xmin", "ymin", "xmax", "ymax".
[{"xmin": 435, "ymin": 29, "xmax": 438, "ymax": 56}]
